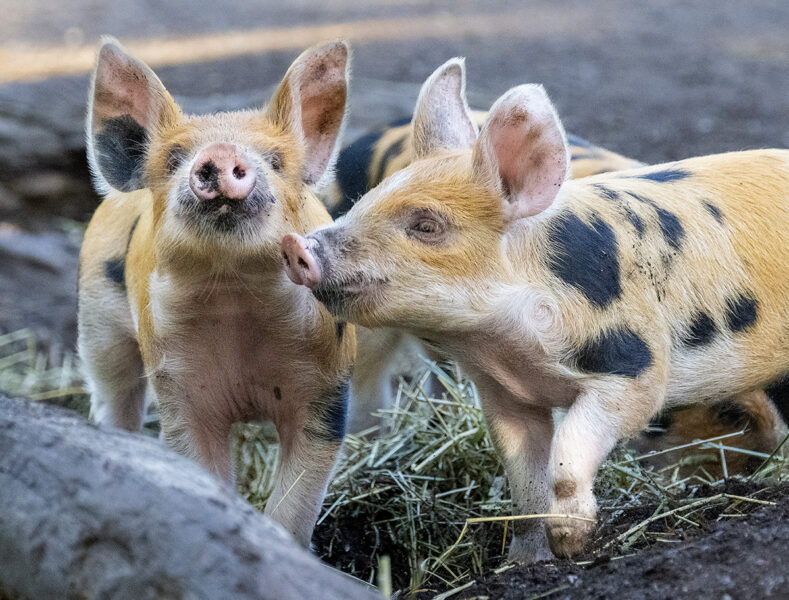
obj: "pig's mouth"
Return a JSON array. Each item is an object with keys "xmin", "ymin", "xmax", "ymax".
[
  {"xmin": 178, "ymin": 182, "xmax": 275, "ymax": 236},
  {"xmin": 311, "ymin": 274, "xmax": 388, "ymax": 316}
]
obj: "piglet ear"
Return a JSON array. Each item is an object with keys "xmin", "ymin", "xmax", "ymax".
[
  {"xmin": 412, "ymin": 58, "xmax": 478, "ymax": 160},
  {"xmin": 472, "ymin": 84, "xmax": 570, "ymax": 221},
  {"xmin": 86, "ymin": 37, "xmax": 179, "ymax": 195},
  {"xmin": 268, "ymin": 41, "xmax": 350, "ymax": 188}
]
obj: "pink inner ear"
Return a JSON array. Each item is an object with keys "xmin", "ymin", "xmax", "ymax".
[
  {"xmin": 94, "ymin": 47, "xmax": 152, "ymax": 129},
  {"xmin": 297, "ymin": 49, "xmax": 347, "ymax": 183},
  {"xmin": 488, "ymin": 104, "xmax": 567, "ymax": 218}
]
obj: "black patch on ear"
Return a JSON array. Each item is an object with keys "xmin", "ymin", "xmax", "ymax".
[
  {"xmin": 374, "ymin": 135, "xmax": 406, "ymax": 183},
  {"xmin": 724, "ymin": 293, "xmax": 758, "ymax": 332},
  {"xmin": 631, "ymin": 168, "xmax": 690, "ymax": 183},
  {"xmin": 765, "ymin": 374, "xmax": 789, "ymax": 425},
  {"xmin": 575, "ymin": 326, "xmax": 652, "ymax": 378},
  {"xmin": 336, "ymin": 321, "xmax": 346, "ymax": 340},
  {"xmin": 104, "ymin": 258, "xmax": 125, "ymax": 288},
  {"xmin": 703, "ymin": 201, "xmax": 724, "ymax": 224},
  {"xmin": 681, "ymin": 311, "xmax": 717, "ymax": 347},
  {"xmin": 103, "ymin": 215, "xmax": 140, "ymax": 291},
  {"xmin": 547, "ymin": 213, "xmax": 621, "ymax": 308},
  {"xmin": 94, "ymin": 114, "xmax": 148, "ymax": 192},
  {"xmin": 333, "ymin": 129, "xmax": 382, "ymax": 219}
]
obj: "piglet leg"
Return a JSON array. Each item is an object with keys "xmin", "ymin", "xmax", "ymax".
[
  {"xmin": 546, "ymin": 380, "xmax": 664, "ymax": 557},
  {"xmin": 265, "ymin": 427, "xmax": 342, "ymax": 547},
  {"xmin": 482, "ymin": 384, "xmax": 554, "ymax": 563}
]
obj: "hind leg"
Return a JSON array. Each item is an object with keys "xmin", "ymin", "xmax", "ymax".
[
  {"xmin": 81, "ymin": 333, "xmax": 146, "ymax": 431},
  {"xmin": 78, "ymin": 282, "xmax": 146, "ymax": 431}
]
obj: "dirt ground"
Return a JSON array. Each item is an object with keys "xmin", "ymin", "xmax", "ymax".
[
  {"xmin": 1, "ymin": 1, "xmax": 788, "ymax": 598},
  {"xmin": 452, "ymin": 481, "xmax": 789, "ymax": 600},
  {"xmin": 310, "ymin": 479, "xmax": 789, "ymax": 599}
]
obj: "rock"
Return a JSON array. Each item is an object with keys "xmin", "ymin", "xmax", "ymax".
[{"xmin": 0, "ymin": 396, "xmax": 381, "ymax": 600}]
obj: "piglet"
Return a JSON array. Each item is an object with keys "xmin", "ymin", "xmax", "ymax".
[
  {"xmin": 79, "ymin": 38, "xmax": 355, "ymax": 546},
  {"xmin": 283, "ymin": 58, "xmax": 789, "ymax": 560}
]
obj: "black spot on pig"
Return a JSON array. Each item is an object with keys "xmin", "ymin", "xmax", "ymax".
[
  {"xmin": 103, "ymin": 216, "xmax": 139, "ymax": 290},
  {"xmin": 547, "ymin": 213, "xmax": 621, "ymax": 308},
  {"xmin": 592, "ymin": 184, "xmax": 620, "ymax": 202},
  {"xmin": 308, "ymin": 379, "xmax": 349, "ymax": 441},
  {"xmin": 592, "ymin": 185, "xmax": 645, "ymax": 236},
  {"xmin": 703, "ymin": 201, "xmax": 724, "ymax": 224},
  {"xmin": 94, "ymin": 114, "xmax": 148, "ymax": 191},
  {"xmin": 333, "ymin": 116, "xmax": 411, "ymax": 218},
  {"xmin": 374, "ymin": 135, "xmax": 405, "ymax": 183},
  {"xmin": 626, "ymin": 192, "xmax": 683, "ymax": 250},
  {"xmin": 681, "ymin": 311, "xmax": 717, "ymax": 347},
  {"xmin": 333, "ymin": 130, "xmax": 381, "ymax": 218},
  {"xmin": 765, "ymin": 373, "xmax": 789, "ymax": 424},
  {"xmin": 654, "ymin": 207, "xmax": 684, "ymax": 250},
  {"xmin": 575, "ymin": 326, "xmax": 652, "ymax": 378},
  {"xmin": 725, "ymin": 293, "xmax": 758, "ymax": 332},
  {"xmin": 631, "ymin": 168, "xmax": 690, "ymax": 183},
  {"xmin": 626, "ymin": 210, "xmax": 646, "ymax": 236}
]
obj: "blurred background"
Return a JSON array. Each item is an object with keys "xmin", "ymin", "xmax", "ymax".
[{"xmin": 0, "ymin": 0, "xmax": 788, "ymax": 357}]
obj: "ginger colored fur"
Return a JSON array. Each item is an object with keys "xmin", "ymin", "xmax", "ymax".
[
  {"xmin": 327, "ymin": 68, "xmax": 784, "ymax": 466},
  {"xmin": 288, "ymin": 63, "xmax": 789, "ymax": 561},
  {"xmin": 79, "ymin": 39, "xmax": 354, "ymax": 546}
]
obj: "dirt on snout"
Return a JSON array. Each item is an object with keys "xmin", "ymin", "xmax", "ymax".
[{"xmin": 453, "ymin": 483, "xmax": 789, "ymax": 600}]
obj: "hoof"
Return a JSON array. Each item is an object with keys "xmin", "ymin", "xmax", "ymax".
[{"xmin": 545, "ymin": 514, "xmax": 595, "ymax": 558}]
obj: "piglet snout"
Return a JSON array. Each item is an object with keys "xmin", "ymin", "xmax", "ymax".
[
  {"xmin": 282, "ymin": 233, "xmax": 322, "ymax": 288},
  {"xmin": 190, "ymin": 142, "xmax": 256, "ymax": 202}
]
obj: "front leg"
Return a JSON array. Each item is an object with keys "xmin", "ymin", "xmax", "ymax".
[
  {"xmin": 546, "ymin": 377, "xmax": 666, "ymax": 557},
  {"xmin": 155, "ymin": 376, "xmax": 235, "ymax": 483},
  {"xmin": 266, "ymin": 383, "xmax": 347, "ymax": 546},
  {"xmin": 480, "ymin": 380, "xmax": 554, "ymax": 563}
]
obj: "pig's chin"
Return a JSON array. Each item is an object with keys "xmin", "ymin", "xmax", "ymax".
[{"xmin": 310, "ymin": 276, "xmax": 387, "ymax": 321}]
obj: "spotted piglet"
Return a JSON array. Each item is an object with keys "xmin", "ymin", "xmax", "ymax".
[
  {"xmin": 282, "ymin": 58, "xmax": 789, "ymax": 560},
  {"xmin": 79, "ymin": 38, "xmax": 355, "ymax": 546}
]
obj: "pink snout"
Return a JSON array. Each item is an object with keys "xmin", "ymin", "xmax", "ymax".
[
  {"xmin": 282, "ymin": 233, "xmax": 323, "ymax": 288},
  {"xmin": 189, "ymin": 142, "xmax": 256, "ymax": 202}
]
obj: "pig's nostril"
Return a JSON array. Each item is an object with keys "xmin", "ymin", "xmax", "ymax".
[
  {"xmin": 232, "ymin": 165, "xmax": 246, "ymax": 179},
  {"xmin": 197, "ymin": 161, "xmax": 218, "ymax": 184},
  {"xmin": 282, "ymin": 252, "xmax": 290, "ymax": 266},
  {"xmin": 298, "ymin": 257, "xmax": 308, "ymax": 268}
]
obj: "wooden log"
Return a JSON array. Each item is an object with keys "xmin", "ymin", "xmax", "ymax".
[{"xmin": 0, "ymin": 396, "xmax": 380, "ymax": 600}]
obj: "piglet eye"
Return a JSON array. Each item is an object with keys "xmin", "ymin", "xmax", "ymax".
[
  {"xmin": 269, "ymin": 152, "xmax": 284, "ymax": 172},
  {"xmin": 415, "ymin": 219, "xmax": 439, "ymax": 233},
  {"xmin": 406, "ymin": 209, "xmax": 450, "ymax": 245}
]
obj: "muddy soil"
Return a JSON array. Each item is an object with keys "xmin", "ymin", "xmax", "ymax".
[
  {"xmin": 455, "ymin": 484, "xmax": 789, "ymax": 600},
  {"xmin": 313, "ymin": 481, "xmax": 789, "ymax": 598}
]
